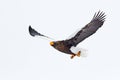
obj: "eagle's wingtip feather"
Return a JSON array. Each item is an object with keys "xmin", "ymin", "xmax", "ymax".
[
  {"xmin": 28, "ymin": 25, "xmax": 39, "ymax": 37},
  {"xmin": 92, "ymin": 11, "xmax": 106, "ymax": 22}
]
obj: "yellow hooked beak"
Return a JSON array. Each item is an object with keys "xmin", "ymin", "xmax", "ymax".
[{"xmin": 50, "ymin": 41, "xmax": 54, "ymax": 46}]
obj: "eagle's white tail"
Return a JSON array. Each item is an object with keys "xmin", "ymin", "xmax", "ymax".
[
  {"xmin": 70, "ymin": 46, "xmax": 88, "ymax": 57},
  {"xmin": 79, "ymin": 48, "xmax": 88, "ymax": 57}
]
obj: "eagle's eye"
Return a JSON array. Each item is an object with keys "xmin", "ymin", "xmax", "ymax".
[{"xmin": 50, "ymin": 41, "xmax": 54, "ymax": 46}]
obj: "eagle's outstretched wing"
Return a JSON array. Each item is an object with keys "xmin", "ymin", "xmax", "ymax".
[
  {"xmin": 29, "ymin": 25, "xmax": 52, "ymax": 39},
  {"xmin": 66, "ymin": 11, "xmax": 106, "ymax": 46}
]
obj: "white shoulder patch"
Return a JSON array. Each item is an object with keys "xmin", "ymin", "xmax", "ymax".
[{"xmin": 70, "ymin": 46, "xmax": 88, "ymax": 57}]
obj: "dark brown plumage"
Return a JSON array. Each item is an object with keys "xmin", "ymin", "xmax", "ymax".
[
  {"xmin": 29, "ymin": 11, "xmax": 106, "ymax": 59},
  {"xmin": 66, "ymin": 11, "xmax": 105, "ymax": 46}
]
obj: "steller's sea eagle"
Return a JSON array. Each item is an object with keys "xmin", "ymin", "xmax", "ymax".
[{"xmin": 29, "ymin": 11, "xmax": 106, "ymax": 59}]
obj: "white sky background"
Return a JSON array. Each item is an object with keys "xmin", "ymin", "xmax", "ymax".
[{"xmin": 0, "ymin": 0, "xmax": 120, "ymax": 80}]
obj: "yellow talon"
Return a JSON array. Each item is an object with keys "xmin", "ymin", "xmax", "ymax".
[
  {"xmin": 76, "ymin": 51, "xmax": 81, "ymax": 57},
  {"xmin": 71, "ymin": 55, "xmax": 75, "ymax": 59},
  {"xmin": 70, "ymin": 51, "xmax": 81, "ymax": 59}
]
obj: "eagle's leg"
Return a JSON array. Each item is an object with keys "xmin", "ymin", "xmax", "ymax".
[
  {"xmin": 70, "ymin": 54, "xmax": 76, "ymax": 59},
  {"xmin": 70, "ymin": 51, "xmax": 81, "ymax": 59},
  {"xmin": 76, "ymin": 51, "xmax": 81, "ymax": 57}
]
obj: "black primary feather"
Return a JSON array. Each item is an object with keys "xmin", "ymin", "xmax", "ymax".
[
  {"xmin": 29, "ymin": 25, "xmax": 52, "ymax": 39},
  {"xmin": 66, "ymin": 11, "xmax": 106, "ymax": 46},
  {"xmin": 29, "ymin": 25, "xmax": 41, "ymax": 36}
]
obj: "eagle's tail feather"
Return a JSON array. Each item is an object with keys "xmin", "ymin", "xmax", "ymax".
[{"xmin": 79, "ymin": 48, "xmax": 88, "ymax": 57}]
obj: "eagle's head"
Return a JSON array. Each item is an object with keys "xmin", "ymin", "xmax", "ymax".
[
  {"xmin": 50, "ymin": 41, "xmax": 66, "ymax": 52},
  {"xmin": 50, "ymin": 41, "xmax": 60, "ymax": 47}
]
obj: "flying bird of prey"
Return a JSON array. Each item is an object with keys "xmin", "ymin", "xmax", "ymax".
[{"xmin": 29, "ymin": 11, "xmax": 106, "ymax": 59}]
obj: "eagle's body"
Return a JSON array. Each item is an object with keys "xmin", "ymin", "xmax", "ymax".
[
  {"xmin": 50, "ymin": 41, "xmax": 71, "ymax": 53},
  {"xmin": 49, "ymin": 40, "xmax": 81, "ymax": 58},
  {"xmin": 29, "ymin": 11, "xmax": 106, "ymax": 59}
]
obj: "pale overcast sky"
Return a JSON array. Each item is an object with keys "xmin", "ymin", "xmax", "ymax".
[{"xmin": 0, "ymin": 0, "xmax": 120, "ymax": 80}]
